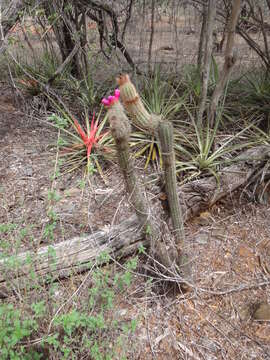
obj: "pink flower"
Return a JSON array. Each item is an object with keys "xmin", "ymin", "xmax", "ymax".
[{"xmin": 102, "ymin": 89, "xmax": 120, "ymax": 107}]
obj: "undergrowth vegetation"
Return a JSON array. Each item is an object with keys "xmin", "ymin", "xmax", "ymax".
[
  {"xmin": 4, "ymin": 35, "xmax": 270, "ymax": 182},
  {"xmin": 0, "ymin": 219, "xmax": 138, "ymax": 359}
]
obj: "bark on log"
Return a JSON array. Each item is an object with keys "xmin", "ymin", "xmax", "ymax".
[
  {"xmin": 0, "ymin": 215, "xmax": 146, "ymax": 298},
  {"xmin": 179, "ymin": 146, "xmax": 270, "ymax": 219},
  {"xmin": 1, "ymin": 145, "xmax": 269, "ymax": 297}
]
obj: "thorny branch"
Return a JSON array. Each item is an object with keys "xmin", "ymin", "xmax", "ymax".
[{"xmin": 80, "ymin": 0, "xmax": 140, "ymax": 72}]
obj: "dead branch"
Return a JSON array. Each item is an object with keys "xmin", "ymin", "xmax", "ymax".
[
  {"xmin": 80, "ymin": 0, "xmax": 141, "ymax": 73},
  {"xmin": 47, "ymin": 42, "xmax": 80, "ymax": 85}
]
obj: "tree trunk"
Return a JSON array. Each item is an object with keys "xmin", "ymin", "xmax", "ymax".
[
  {"xmin": 44, "ymin": 1, "xmax": 84, "ymax": 77},
  {"xmin": 1, "ymin": 0, "xmax": 26, "ymax": 37},
  {"xmin": 209, "ymin": 0, "xmax": 242, "ymax": 127},
  {"xmin": 197, "ymin": 3, "xmax": 207, "ymax": 69},
  {"xmin": 197, "ymin": 0, "xmax": 216, "ymax": 127}
]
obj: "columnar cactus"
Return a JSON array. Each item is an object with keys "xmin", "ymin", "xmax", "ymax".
[
  {"xmin": 102, "ymin": 90, "xmax": 155, "ymax": 237},
  {"xmin": 158, "ymin": 121, "xmax": 185, "ymax": 247},
  {"xmin": 158, "ymin": 121, "xmax": 190, "ymax": 276},
  {"xmin": 116, "ymin": 74, "xmax": 160, "ymax": 134}
]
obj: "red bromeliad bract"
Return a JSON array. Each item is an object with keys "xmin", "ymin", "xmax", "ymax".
[{"xmin": 73, "ymin": 113, "xmax": 104, "ymax": 161}]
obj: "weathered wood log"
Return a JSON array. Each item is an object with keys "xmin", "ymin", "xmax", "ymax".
[
  {"xmin": 0, "ymin": 215, "xmax": 146, "ymax": 297},
  {"xmin": 0, "ymin": 145, "xmax": 269, "ymax": 297},
  {"xmin": 179, "ymin": 145, "xmax": 270, "ymax": 219}
]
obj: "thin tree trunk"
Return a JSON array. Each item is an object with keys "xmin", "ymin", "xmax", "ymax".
[
  {"xmin": 197, "ymin": 0, "xmax": 216, "ymax": 127},
  {"xmin": 258, "ymin": 6, "xmax": 270, "ymax": 71},
  {"xmin": 0, "ymin": 0, "xmax": 26, "ymax": 37},
  {"xmin": 48, "ymin": 42, "xmax": 80, "ymax": 85},
  {"xmin": 147, "ymin": 0, "xmax": 155, "ymax": 74},
  {"xmin": 197, "ymin": 3, "xmax": 207, "ymax": 69},
  {"xmin": 209, "ymin": 0, "xmax": 242, "ymax": 127},
  {"xmin": 0, "ymin": 0, "xmax": 27, "ymax": 54},
  {"xmin": 44, "ymin": 0, "xmax": 83, "ymax": 77}
]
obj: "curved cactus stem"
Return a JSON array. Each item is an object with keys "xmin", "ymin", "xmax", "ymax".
[
  {"xmin": 107, "ymin": 101, "xmax": 156, "ymax": 242},
  {"xmin": 116, "ymin": 74, "xmax": 160, "ymax": 134}
]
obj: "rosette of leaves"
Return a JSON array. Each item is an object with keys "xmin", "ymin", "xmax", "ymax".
[
  {"xmin": 173, "ymin": 106, "xmax": 254, "ymax": 183},
  {"xmin": 48, "ymin": 110, "xmax": 115, "ymax": 176}
]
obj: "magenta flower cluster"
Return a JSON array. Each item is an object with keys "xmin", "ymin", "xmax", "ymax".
[{"xmin": 101, "ymin": 88, "xmax": 120, "ymax": 107}]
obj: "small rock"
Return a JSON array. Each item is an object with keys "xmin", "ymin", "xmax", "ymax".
[
  {"xmin": 64, "ymin": 188, "xmax": 81, "ymax": 197},
  {"xmin": 239, "ymin": 302, "xmax": 270, "ymax": 321},
  {"xmin": 253, "ymin": 303, "xmax": 270, "ymax": 321},
  {"xmin": 24, "ymin": 167, "xmax": 33, "ymax": 177},
  {"xmin": 116, "ymin": 309, "xmax": 127, "ymax": 317},
  {"xmin": 194, "ymin": 232, "xmax": 209, "ymax": 244}
]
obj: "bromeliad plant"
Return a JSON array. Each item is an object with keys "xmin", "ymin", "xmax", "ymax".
[
  {"xmin": 49, "ymin": 109, "xmax": 114, "ymax": 176},
  {"xmin": 173, "ymin": 105, "xmax": 254, "ymax": 183},
  {"xmin": 73, "ymin": 113, "xmax": 103, "ymax": 161},
  {"xmin": 233, "ymin": 70, "xmax": 270, "ymax": 130},
  {"xmin": 182, "ymin": 57, "xmax": 221, "ymax": 103},
  {"xmin": 140, "ymin": 67, "xmax": 185, "ymax": 121}
]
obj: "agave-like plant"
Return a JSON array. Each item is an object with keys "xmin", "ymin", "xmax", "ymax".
[
  {"xmin": 242, "ymin": 70, "xmax": 270, "ymax": 106},
  {"xmin": 174, "ymin": 105, "xmax": 254, "ymax": 183},
  {"xmin": 130, "ymin": 132, "xmax": 163, "ymax": 169},
  {"xmin": 140, "ymin": 67, "xmax": 185, "ymax": 121},
  {"xmin": 234, "ymin": 70, "xmax": 270, "ymax": 130},
  {"xmin": 15, "ymin": 51, "xmax": 61, "ymax": 93},
  {"xmin": 182, "ymin": 57, "xmax": 221, "ymax": 102}
]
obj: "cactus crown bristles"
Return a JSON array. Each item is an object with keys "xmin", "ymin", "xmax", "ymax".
[{"xmin": 116, "ymin": 74, "xmax": 156, "ymax": 132}]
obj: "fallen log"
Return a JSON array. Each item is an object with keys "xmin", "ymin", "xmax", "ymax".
[
  {"xmin": 1, "ymin": 145, "xmax": 269, "ymax": 297},
  {"xmin": 0, "ymin": 215, "xmax": 146, "ymax": 297},
  {"xmin": 179, "ymin": 145, "xmax": 270, "ymax": 219}
]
